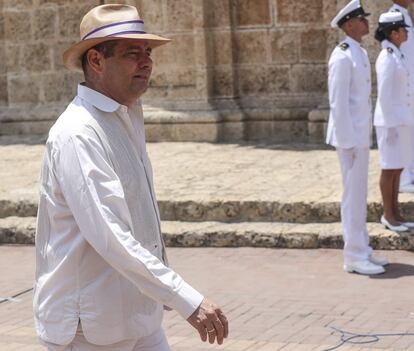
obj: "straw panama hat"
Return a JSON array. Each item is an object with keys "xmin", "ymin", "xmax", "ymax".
[{"xmin": 63, "ymin": 4, "xmax": 171, "ymax": 71}]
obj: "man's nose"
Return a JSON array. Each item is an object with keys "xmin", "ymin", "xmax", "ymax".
[{"xmin": 140, "ymin": 55, "xmax": 152, "ymax": 69}]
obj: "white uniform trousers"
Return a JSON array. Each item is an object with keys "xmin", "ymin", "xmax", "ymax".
[
  {"xmin": 40, "ymin": 324, "xmax": 171, "ymax": 351},
  {"xmin": 336, "ymin": 147, "xmax": 373, "ymax": 264}
]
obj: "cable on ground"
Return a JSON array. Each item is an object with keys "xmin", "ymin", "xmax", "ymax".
[
  {"xmin": 323, "ymin": 326, "xmax": 414, "ymax": 351},
  {"xmin": 0, "ymin": 288, "xmax": 33, "ymax": 304}
]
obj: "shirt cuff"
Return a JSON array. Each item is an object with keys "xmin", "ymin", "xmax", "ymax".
[{"xmin": 168, "ymin": 281, "xmax": 204, "ymax": 319}]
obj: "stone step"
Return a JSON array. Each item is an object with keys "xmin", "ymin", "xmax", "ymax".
[
  {"xmin": 1, "ymin": 198, "xmax": 414, "ymax": 224},
  {"xmin": 2, "ymin": 216, "xmax": 414, "ymax": 250}
]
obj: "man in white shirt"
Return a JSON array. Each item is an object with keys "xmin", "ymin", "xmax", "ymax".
[
  {"xmin": 389, "ymin": 0, "xmax": 414, "ymax": 193},
  {"xmin": 34, "ymin": 4, "xmax": 228, "ymax": 350},
  {"xmin": 327, "ymin": 0, "xmax": 388, "ymax": 275}
]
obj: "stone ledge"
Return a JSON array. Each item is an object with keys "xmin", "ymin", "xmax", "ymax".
[
  {"xmin": 0, "ymin": 105, "xmax": 312, "ymax": 142},
  {"xmin": 2, "ymin": 198, "xmax": 414, "ymax": 224},
  {"xmin": 2, "ymin": 217, "xmax": 413, "ymax": 250}
]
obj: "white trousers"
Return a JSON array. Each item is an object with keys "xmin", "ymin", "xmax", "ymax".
[
  {"xmin": 336, "ymin": 147, "xmax": 372, "ymax": 264},
  {"xmin": 41, "ymin": 325, "xmax": 171, "ymax": 351}
]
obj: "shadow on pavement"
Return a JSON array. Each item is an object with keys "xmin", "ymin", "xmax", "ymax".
[{"xmin": 370, "ymin": 263, "xmax": 414, "ymax": 279}]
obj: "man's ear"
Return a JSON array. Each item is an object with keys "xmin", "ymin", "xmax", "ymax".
[{"xmin": 86, "ymin": 49, "xmax": 105, "ymax": 75}]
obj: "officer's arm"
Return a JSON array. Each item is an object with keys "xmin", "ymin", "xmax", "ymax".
[
  {"xmin": 328, "ymin": 54, "xmax": 355, "ymax": 148},
  {"xmin": 376, "ymin": 54, "xmax": 395, "ymax": 125}
]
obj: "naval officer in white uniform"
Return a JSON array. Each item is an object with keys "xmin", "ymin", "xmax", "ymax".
[
  {"xmin": 389, "ymin": 0, "xmax": 414, "ymax": 193},
  {"xmin": 327, "ymin": 0, "xmax": 387, "ymax": 275},
  {"xmin": 374, "ymin": 11, "xmax": 414, "ymax": 232}
]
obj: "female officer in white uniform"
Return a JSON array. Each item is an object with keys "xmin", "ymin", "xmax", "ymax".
[{"xmin": 374, "ymin": 11, "xmax": 414, "ymax": 232}]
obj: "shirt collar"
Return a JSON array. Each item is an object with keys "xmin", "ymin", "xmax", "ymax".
[
  {"xmin": 77, "ymin": 84, "xmax": 121, "ymax": 113},
  {"xmin": 345, "ymin": 36, "xmax": 362, "ymax": 48}
]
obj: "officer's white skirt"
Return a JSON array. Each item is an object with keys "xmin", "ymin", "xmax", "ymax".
[{"xmin": 376, "ymin": 126, "xmax": 414, "ymax": 170}]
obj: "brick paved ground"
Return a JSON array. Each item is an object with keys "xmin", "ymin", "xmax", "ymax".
[{"xmin": 2, "ymin": 245, "xmax": 414, "ymax": 350}]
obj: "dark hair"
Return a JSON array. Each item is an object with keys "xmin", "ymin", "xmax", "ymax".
[
  {"xmin": 375, "ymin": 25, "xmax": 404, "ymax": 42},
  {"xmin": 81, "ymin": 40, "xmax": 119, "ymax": 75}
]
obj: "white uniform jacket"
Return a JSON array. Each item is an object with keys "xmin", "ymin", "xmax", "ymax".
[
  {"xmin": 374, "ymin": 41, "xmax": 414, "ymax": 127},
  {"xmin": 326, "ymin": 36, "xmax": 372, "ymax": 149},
  {"xmin": 34, "ymin": 85, "xmax": 204, "ymax": 346}
]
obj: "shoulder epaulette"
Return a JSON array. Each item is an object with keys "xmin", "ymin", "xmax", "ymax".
[
  {"xmin": 339, "ymin": 43, "xmax": 349, "ymax": 51},
  {"xmin": 387, "ymin": 47, "xmax": 394, "ymax": 54}
]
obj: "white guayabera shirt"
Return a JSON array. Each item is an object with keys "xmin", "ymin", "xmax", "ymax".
[{"xmin": 34, "ymin": 84, "xmax": 204, "ymax": 346}]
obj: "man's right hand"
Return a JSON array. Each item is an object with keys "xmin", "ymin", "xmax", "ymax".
[{"xmin": 187, "ymin": 298, "xmax": 229, "ymax": 345}]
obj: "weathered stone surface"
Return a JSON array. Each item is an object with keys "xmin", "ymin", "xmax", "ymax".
[
  {"xmin": 277, "ymin": 0, "xmax": 323, "ymax": 23},
  {"xmin": 244, "ymin": 121, "xmax": 308, "ymax": 142},
  {"xmin": 135, "ymin": 0, "xmax": 164, "ymax": 32},
  {"xmin": 21, "ymin": 43, "xmax": 52, "ymax": 73},
  {"xmin": 3, "ymin": 10, "xmax": 32, "ymax": 41},
  {"xmin": 145, "ymin": 123, "xmax": 219, "ymax": 142},
  {"xmin": 211, "ymin": 67, "xmax": 234, "ymax": 97},
  {"xmin": 0, "ymin": 75, "xmax": 7, "ymax": 104},
  {"xmin": 300, "ymin": 29, "xmax": 328, "ymax": 62},
  {"xmin": 52, "ymin": 39, "xmax": 77, "ymax": 70},
  {"xmin": 8, "ymin": 76, "xmax": 40, "ymax": 105},
  {"xmin": 58, "ymin": 4, "xmax": 96, "ymax": 38},
  {"xmin": 3, "ymin": 0, "xmax": 32, "ymax": 9},
  {"xmin": 3, "ymin": 217, "xmax": 413, "ymax": 251},
  {"xmin": 0, "ymin": 120, "xmax": 55, "ymax": 135},
  {"xmin": 0, "ymin": 200, "xmax": 38, "ymax": 220},
  {"xmin": 205, "ymin": 31, "xmax": 233, "ymax": 66},
  {"xmin": 270, "ymin": 29, "xmax": 299, "ymax": 64},
  {"xmin": 0, "ymin": 216, "xmax": 35, "ymax": 244},
  {"xmin": 33, "ymin": 7, "xmax": 57, "ymax": 40},
  {"xmin": 238, "ymin": 65, "xmax": 290, "ymax": 95},
  {"xmin": 0, "ymin": 8, "xmax": 5, "ymax": 41},
  {"xmin": 291, "ymin": 64, "xmax": 327, "ymax": 93},
  {"xmin": 5, "ymin": 44, "xmax": 20, "ymax": 73},
  {"xmin": 41, "ymin": 72, "xmax": 80, "ymax": 103},
  {"xmin": 152, "ymin": 34, "xmax": 195, "ymax": 66},
  {"xmin": 308, "ymin": 121, "xmax": 327, "ymax": 144},
  {"xmin": 165, "ymin": 0, "xmax": 194, "ymax": 31},
  {"xmin": 203, "ymin": 0, "xmax": 231, "ymax": 28},
  {"xmin": 234, "ymin": 0, "xmax": 271, "ymax": 26},
  {"xmin": 234, "ymin": 30, "xmax": 268, "ymax": 64}
]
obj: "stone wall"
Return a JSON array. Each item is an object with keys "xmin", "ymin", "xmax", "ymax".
[{"xmin": 0, "ymin": 0, "xmax": 407, "ymax": 142}]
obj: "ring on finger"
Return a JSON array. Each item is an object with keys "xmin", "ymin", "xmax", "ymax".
[{"xmin": 207, "ymin": 328, "xmax": 215, "ymax": 333}]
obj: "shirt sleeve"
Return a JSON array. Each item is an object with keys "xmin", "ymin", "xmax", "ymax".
[
  {"xmin": 328, "ymin": 54, "xmax": 356, "ymax": 148},
  {"xmin": 55, "ymin": 129, "xmax": 204, "ymax": 319},
  {"xmin": 376, "ymin": 54, "xmax": 395, "ymax": 126}
]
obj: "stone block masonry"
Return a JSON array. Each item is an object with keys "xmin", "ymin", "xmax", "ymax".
[{"xmin": 0, "ymin": 0, "xmax": 406, "ymax": 142}]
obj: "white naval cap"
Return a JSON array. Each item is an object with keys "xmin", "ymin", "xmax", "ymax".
[
  {"xmin": 330, "ymin": 0, "xmax": 370, "ymax": 28},
  {"xmin": 375, "ymin": 11, "xmax": 409, "ymax": 42},
  {"xmin": 378, "ymin": 11, "xmax": 408, "ymax": 27}
]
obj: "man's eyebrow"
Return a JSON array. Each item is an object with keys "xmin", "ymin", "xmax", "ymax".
[{"xmin": 125, "ymin": 45, "xmax": 148, "ymax": 51}]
